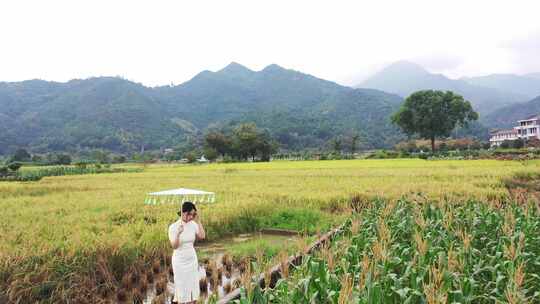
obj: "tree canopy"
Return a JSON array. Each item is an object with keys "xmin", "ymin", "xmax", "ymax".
[
  {"xmin": 204, "ymin": 123, "xmax": 278, "ymax": 161},
  {"xmin": 391, "ymin": 90, "xmax": 479, "ymax": 152},
  {"xmin": 12, "ymin": 149, "xmax": 31, "ymax": 162}
]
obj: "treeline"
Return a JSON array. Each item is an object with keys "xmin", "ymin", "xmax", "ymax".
[
  {"xmin": 0, "ymin": 149, "xmax": 141, "ymax": 181},
  {"xmin": 3, "ymin": 148, "xmax": 128, "ymax": 166},
  {"xmin": 394, "ymin": 137, "xmax": 540, "ymax": 153},
  {"xmin": 2, "ymin": 120, "xmax": 506, "ymax": 165},
  {"xmin": 394, "ymin": 138, "xmax": 488, "ymax": 153},
  {"xmin": 1, "ymin": 123, "xmax": 280, "ymax": 165},
  {"xmin": 0, "ymin": 165, "xmax": 139, "ymax": 182},
  {"xmin": 496, "ymin": 138, "xmax": 540, "ymax": 149}
]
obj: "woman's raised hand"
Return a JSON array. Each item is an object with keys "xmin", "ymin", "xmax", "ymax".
[{"xmin": 177, "ymin": 223, "xmax": 184, "ymax": 235}]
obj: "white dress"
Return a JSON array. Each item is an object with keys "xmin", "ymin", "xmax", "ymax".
[{"xmin": 168, "ymin": 220, "xmax": 200, "ymax": 303}]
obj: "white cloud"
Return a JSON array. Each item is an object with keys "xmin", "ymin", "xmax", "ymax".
[{"xmin": 500, "ymin": 30, "xmax": 540, "ymax": 74}]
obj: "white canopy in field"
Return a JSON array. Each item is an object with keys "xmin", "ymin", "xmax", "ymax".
[{"xmin": 144, "ymin": 188, "xmax": 215, "ymax": 205}]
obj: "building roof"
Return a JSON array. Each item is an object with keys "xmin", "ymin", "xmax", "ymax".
[
  {"xmin": 490, "ymin": 129, "xmax": 518, "ymax": 135},
  {"xmin": 517, "ymin": 114, "xmax": 540, "ymax": 122}
]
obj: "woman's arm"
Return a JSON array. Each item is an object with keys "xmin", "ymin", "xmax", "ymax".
[
  {"xmin": 169, "ymin": 224, "xmax": 184, "ymax": 249},
  {"xmin": 195, "ymin": 220, "xmax": 206, "ymax": 240}
]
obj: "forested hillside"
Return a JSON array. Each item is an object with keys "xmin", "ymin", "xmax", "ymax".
[
  {"xmin": 0, "ymin": 63, "xmax": 405, "ymax": 154},
  {"xmin": 483, "ymin": 96, "xmax": 540, "ymax": 128}
]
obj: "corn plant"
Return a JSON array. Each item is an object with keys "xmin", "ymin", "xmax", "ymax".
[
  {"xmin": 0, "ymin": 166, "xmax": 142, "ymax": 181},
  {"xmin": 241, "ymin": 199, "xmax": 540, "ymax": 303}
]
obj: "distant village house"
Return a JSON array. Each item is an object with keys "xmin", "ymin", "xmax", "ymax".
[{"xmin": 490, "ymin": 115, "xmax": 540, "ymax": 147}]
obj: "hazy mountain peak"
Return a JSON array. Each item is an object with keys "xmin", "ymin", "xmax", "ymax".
[
  {"xmin": 360, "ymin": 61, "xmax": 527, "ymax": 114},
  {"xmin": 262, "ymin": 63, "xmax": 286, "ymax": 72},
  {"xmin": 380, "ymin": 60, "xmax": 429, "ymax": 76},
  {"xmin": 218, "ymin": 62, "xmax": 254, "ymax": 74}
]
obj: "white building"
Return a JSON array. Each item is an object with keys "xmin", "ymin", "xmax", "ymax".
[
  {"xmin": 197, "ymin": 155, "xmax": 209, "ymax": 163},
  {"xmin": 490, "ymin": 115, "xmax": 540, "ymax": 146}
]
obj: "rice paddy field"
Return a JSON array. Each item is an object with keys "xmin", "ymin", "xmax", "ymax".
[{"xmin": 1, "ymin": 159, "xmax": 540, "ymax": 303}]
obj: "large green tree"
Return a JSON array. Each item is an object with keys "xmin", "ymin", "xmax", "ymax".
[
  {"xmin": 204, "ymin": 131, "xmax": 232, "ymax": 157},
  {"xmin": 233, "ymin": 123, "xmax": 261, "ymax": 160},
  {"xmin": 205, "ymin": 123, "xmax": 278, "ymax": 161},
  {"xmin": 12, "ymin": 149, "xmax": 31, "ymax": 162},
  {"xmin": 391, "ymin": 90, "xmax": 478, "ymax": 152}
]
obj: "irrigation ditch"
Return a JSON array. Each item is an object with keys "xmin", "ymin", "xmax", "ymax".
[
  {"xmin": 216, "ymin": 223, "xmax": 346, "ymax": 304},
  {"xmin": 141, "ymin": 223, "xmax": 347, "ymax": 304}
]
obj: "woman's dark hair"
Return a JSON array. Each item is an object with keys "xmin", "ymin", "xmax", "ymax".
[{"xmin": 181, "ymin": 201, "xmax": 197, "ymax": 213}]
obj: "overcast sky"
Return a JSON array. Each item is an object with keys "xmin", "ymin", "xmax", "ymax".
[{"xmin": 1, "ymin": 0, "xmax": 539, "ymax": 86}]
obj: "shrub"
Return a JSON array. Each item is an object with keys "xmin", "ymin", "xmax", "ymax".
[
  {"xmin": 7, "ymin": 162, "xmax": 23, "ymax": 172},
  {"xmin": 398, "ymin": 151, "xmax": 411, "ymax": 158},
  {"xmin": 112, "ymin": 155, "xmax": 127, "ymax": 163},
  {"xmin": 203, "ymin": 148, "xmax": 218, "ymax": 162},
  {"xmin": 500, "ymin": 140, "xmax": 511, "ymax": 149},
  {"xmin": 74, "ymin": 161, "xmax": 90, "ymax": 169},
  {"xmin": 330, "ymin": 153, "xmax": 342, "ymax": 160},
  {"xmin": 512, "ymin": 138, "xmax": 525, "ymax": 149},
  {"xmin": 418, "ymin": 153, "xmax": 429, "ymax": 160},
  {"xmin": 439, "ymin": 142, "xmax": 448, "ymax": 151},
  {"xmin": 31, "ymin": 154, "xmax": 43, "ymax": 163},
  {"xmin": 526, "ymin": 138, "xmax": 540, "ymax": 148},
  {"xmin": 185, "ymin": 152, "xmax": 197, "ymax": 163},
  {"xmin": 12, "ymin": 148, "xmax": 31, "ymax": 162},
  {"xmin": 221, "ymin": 155, "xmax": 238, "ymax": 163},
  {"xmin": 0, "ymin": 166, "xmax": 9, "ymax": 176}
]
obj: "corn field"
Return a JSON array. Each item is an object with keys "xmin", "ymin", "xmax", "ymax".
[
  {"xmin": 239, "ymin": 199, "xmax": 540, "ymax": 303},
  {"xmin": 0, "ymin": 165, "xmax": 142, "ymax": 181}
]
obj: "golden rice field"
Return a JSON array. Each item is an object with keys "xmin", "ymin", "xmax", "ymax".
[{"xmin": 1, "ymin": 159, "xmax": 539, "ymax": 303}]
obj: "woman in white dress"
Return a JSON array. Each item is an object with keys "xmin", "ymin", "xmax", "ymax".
[{"xmin": 168, "ymin": 201, "xmax": 206, "ymax": 304}]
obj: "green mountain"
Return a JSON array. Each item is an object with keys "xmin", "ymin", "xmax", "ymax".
[
  {"xmin": 461, "ymin": 74, "xmax": 540, "ymax": 100},
  {"xmin": 359, "ymin": 61, "xmax": 527, "ymax": 115},
  {"xmin": 483, "ymin": 96, "xmax": 540, "ymax": 129},
  {"xmin": 0, "ymin": 77, "xmax": 188, "ymax": 155},
  {"xmin": 0, "ymin": 63, "xmax": 405, "ymax": 155}
]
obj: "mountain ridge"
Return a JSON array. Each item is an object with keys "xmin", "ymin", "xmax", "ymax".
[
  {"xmin": 483, "ymin": 95, "xmax": 540, "ymax": 129},
  {"xmin": 358, "ymin": 61, "xmax": 528, "ymax": 114},
  {"xmin": 461, "ymin": 73, "xmax": 540, "ymax": 99},
  {"xmin": 0, "ymin": 62, "xmax": 406, "ymax": 155}
]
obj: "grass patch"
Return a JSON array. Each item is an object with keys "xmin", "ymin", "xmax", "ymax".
[
  {"xmin": 228, "ymin": 237, "xmax": 296, "ymax": 260},
  {"xmin": 261, "ymin": 208, "xmax": 335, "ymax": 234}
]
